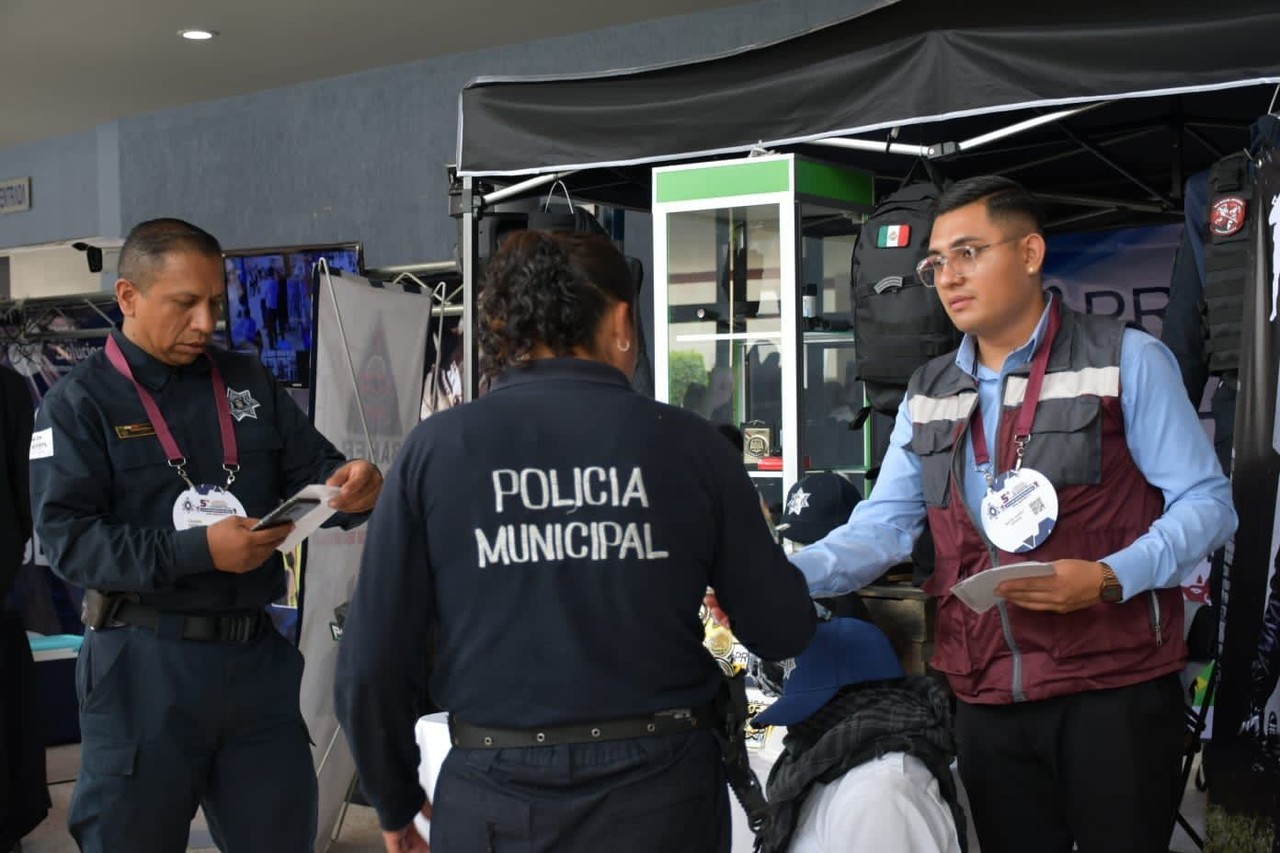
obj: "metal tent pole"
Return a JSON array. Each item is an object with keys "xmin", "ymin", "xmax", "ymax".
[
  {"xmin": 461, "ymin": 176, "xmax": 478, "ymax": 403},
  {"xmin": 810, "ymin": 137, "xmax": 931, "ymax": 157},
  {"xmin": 479, "ymin": 170, "xmax": 577, "ymax": 207},
  {"xmin": 946, "ymin": 102, "xmax": 1109, "ymax": 155}
]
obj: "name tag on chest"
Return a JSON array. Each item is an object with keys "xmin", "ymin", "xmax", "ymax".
[{"xmin": 114, "ymin": 422, "xmax": 157, "ymax": 440}]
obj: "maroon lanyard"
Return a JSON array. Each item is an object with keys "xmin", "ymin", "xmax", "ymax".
[
  {"xmin": 105, "ymin": 336, "xmax": 239, "ymax": 489},
  {"xmin": 969, "ymin": 301, "xmax": 1061, "ymax": 480}
]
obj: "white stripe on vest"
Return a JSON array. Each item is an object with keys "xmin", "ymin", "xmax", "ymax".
[
  {"xmin": 1003, "ymin": 366, "xmax": 1120, "ymax": 407},
  {"xmin": 908, "ymin": 391, "xmax": 977, "ymax": 424}
]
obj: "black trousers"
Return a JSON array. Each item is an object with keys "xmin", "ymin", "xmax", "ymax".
[
  {"xmin": 69, "ymin": 623, "xmax": 316, "ymax": 853},
  {"xmin": 0, "ymin": 612, "xmax": 51, "ymax": 849},
  {"xmin": 955, "ymin": 672, "xmax": 1185, "ymax": 853},
  {"xmin": 431, "ymin": 729, "xmax": 729, "ymax": 853}
]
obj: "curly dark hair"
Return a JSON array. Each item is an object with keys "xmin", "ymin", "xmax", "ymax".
[{"xmin": 478, "ymin": 230, "xmax": 636, "ymax": 378}]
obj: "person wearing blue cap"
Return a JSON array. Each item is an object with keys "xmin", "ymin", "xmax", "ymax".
[{"xmin": 752, "ymin": 617, "xmax": 964, "ymax": 853}]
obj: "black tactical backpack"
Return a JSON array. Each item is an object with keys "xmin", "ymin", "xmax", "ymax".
[{"xmin": 851, "ymin": 183, "xmax": 963, "ymax": 415}]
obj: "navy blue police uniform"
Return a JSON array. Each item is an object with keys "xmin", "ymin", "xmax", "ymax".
[
  {"xmin": 30, "ymin": 330, "xmax": 361, "ymax": 853},
  {"xmin": 335, "ymin": 357, "xmax": 817, "ymax": 852}
]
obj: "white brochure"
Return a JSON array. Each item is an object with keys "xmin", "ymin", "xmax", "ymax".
[{"xmin": 950, "ymin": 561, "xmax": 1056, "ymax": 613}]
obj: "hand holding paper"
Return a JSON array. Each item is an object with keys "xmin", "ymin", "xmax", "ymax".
[
  {"xmin": 272, "ymin": 485, "xmax": 341, "ymax": 553},
  {"xmin": 994, "ymin": 558, "xmax": 1110, "ymax": 613},
  {"xmin": 950, "ymin": 562, "xmax": 1055, "ymax": 613},
  {"xmin": 208, "ymin": 517, "xmax": 295, "ymax": 574}
]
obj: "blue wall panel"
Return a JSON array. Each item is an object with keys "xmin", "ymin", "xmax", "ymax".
[{"xmin": 0, "ymin": 127, "xmax": 110, "ymax": 249}]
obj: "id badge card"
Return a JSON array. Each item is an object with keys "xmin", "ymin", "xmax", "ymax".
[
  {"xmin": 173, "ymin": 484, "xmax": 247, "ymax": 530},
  {"xmin": 979, "ymin": 468, "xmax": 1058, "ymax": 553}
]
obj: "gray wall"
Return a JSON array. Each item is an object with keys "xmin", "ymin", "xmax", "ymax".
[
  {"xmin": 116, "ymin": 0, "xmax": 865, "ymax": 265},
  {"xmin": 0, "ymin": 125, "xmax": 115, "ymax": 249},
  {"xmin": 0, "ymin": 0, "xmax": 867, "ymax": 264},
  {"xmin": 0, "ymin": 0, "xmax": 871, "ymax": 557}
]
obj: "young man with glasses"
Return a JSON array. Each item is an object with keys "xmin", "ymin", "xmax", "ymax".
[{"xmin": 786, "ymin": 176, "xmax": 1236, "ymax": 852}]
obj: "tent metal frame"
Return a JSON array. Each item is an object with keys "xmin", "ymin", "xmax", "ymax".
[{"xmin": 463, "ymin": 99, "xmax": 1210, "ymax": 219}]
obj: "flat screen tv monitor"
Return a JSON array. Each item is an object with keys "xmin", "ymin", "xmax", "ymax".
[{"xmin": 223, "ymin": 243, "xmax": 363, "ymax": 387}]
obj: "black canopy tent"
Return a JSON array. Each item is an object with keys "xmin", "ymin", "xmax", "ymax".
[
  {"xmin": 451, "ymin": 0, "xmax": 1280, "ymax": 401},
  {"xmin": 451, "ymin": 0, "xmax": 1280, "ymax": 388},
  {"xmin": 456, "ymin": 0, "xmax": 1280, "ymax": 219},
  {"xmin": 450, "ymin": 4, "xmax": 1280, "ymax": 826}
]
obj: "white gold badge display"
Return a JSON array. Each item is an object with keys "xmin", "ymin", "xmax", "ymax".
[
  {"xmin": 172, "ymin": 484, "xmax": 247, "ymax": 530},
  {"xmin": 979, "ymin": 468, "xmax": 1059, "ymax": 554}
]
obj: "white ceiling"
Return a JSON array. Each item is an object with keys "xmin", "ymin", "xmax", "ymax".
[{"xmin": 0, "ymin": 0, "xmax": 752, "ymax": 149}]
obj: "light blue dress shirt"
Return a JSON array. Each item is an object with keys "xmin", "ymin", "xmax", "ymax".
[{"xmin": 791, "ymin": 297, "xmax": 1238, "ymax": 602}]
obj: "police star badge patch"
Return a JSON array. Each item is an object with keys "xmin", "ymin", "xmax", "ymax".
[
  {"xmin": 786, "ymin": 488, "xmax": 811, "ymax": 516},
  {"xmin": 226, "ymin": 388, "xmax": 261, "ymax": 422}
]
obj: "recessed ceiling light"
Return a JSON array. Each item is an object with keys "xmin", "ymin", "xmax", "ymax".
[{"xmin": 178, "ymin": 29, "xmax": 218, "ymax": 41}]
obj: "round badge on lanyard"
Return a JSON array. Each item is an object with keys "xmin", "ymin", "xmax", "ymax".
[
  {"xmin": 173, "ymin": 484, "xmax": 247, "ymax": 530},
  {"xmin": 968, "ymin": 300, "xmax": 1064, "ymax": 554},
  {"xmin": 980, "ymin": 467, "xmax": 1059, "ymax": 553},
  {"xmin": 105, "ymin": 336, "xmax": 247, "ymax": 532}
]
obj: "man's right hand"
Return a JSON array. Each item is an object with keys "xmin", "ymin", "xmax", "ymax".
[{"xmin": 207, "ymin": 516, "xmax": 293, "ymax": 574}]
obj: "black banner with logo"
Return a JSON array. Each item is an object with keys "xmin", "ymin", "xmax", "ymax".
[{"xmin": 1208, "ymin": 146, "xmax": 1280, "ymax": 834}]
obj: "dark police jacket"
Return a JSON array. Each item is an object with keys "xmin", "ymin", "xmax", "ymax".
[
  {"xmin": 30, "ymin": 331, "xmax": 351, "ymax": 614},
  {"xmin": 0, "ymin": 365, "xmax": 33, "ymax": 601},
  {"xmin": 335, "ymin": 357, "xmax": 817, "ymax": 830}
]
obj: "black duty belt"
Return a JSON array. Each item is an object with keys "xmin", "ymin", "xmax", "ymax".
[
  {"xmin": 449, "ymin": 705, "xmax": 716, "ymax": 749},
  {"xmin": 106, "ymin": 600, "xmax": 267, "ymax": 644}
]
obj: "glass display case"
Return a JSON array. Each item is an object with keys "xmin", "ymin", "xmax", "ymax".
[{"xmin": 652, "ymin": 154, "xmax": 876, "ymax": 511}]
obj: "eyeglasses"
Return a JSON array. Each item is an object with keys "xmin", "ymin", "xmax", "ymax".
[{"xmin": 915, "ymin": 236, "xmax": 1028, "ymax": 288}]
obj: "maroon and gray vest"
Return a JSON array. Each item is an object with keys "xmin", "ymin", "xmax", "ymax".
[{"xmin": 906, "ymin": 305, "xmax": 1186, "ymax": 704}]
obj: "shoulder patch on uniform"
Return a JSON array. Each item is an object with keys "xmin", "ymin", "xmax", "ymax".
[
  {"xmin": 873, "ymin": 275, "xmax": 905, "ymax": 294},
  {"xmin": 226, "ymin": 388, "xmax": 261, "ymax": 422},
  {"xmin": 29, "ymin": 427, "xmax": 53, "ymax": 460},
  {"xmin": 1210, "ymin": 196, "xmax": 1247, "ymax": 236},
  {"xmin": 114, "ymin": 422, "xmax": 156, "ymax": 440}
]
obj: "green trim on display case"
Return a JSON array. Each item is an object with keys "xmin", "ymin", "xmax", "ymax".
[
  {"xmin": 654, "ymin": 159, "xmax": 790, "ymax": 203},
  {"xmin": 795, "ymin": 159, "xmax": 874, "ymax": 207}
]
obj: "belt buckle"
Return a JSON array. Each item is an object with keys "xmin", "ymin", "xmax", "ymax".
[
  {"xmin": 657, "ymin": 708, "xmax": 695, "ymax": 722},
  {"xmin": 222, "ymin": 614, "xmax": 256, "ymax": 644}
]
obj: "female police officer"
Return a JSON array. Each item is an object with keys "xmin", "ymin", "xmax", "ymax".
[{"xmin": 335, "ymin": 230, "xmax": 816, "ymax": 852}]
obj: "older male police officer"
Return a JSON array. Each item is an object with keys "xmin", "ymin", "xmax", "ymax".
[{"xmin": 30, "ymin": 219, "xmax": 382, "ymax": 852}]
